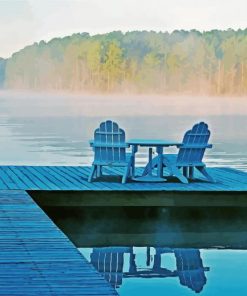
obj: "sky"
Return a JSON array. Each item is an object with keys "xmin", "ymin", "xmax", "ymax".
[{"xmin": 0, "ymin": 0, "xmax": 246, "ymax": 58}]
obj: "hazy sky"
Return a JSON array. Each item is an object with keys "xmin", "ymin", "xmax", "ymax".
[{"xmin": 0, "ymin": 0, "xmax": 246, "ymax": 58}]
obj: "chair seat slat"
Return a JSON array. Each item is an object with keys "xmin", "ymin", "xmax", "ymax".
[
  {"xmin": 93, "ymin": 161, "xmax": 129, "ymax": 166},
  {"xmin": 176, "ymin": 162, "xmax": 205, "ymax": 167}
]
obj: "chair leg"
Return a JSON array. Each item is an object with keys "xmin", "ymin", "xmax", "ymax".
[
  {"xmin": 96, "ymin": 166, "xmax": 102, "ymax": 177},
  {"xmin": 197, "ymin": 166, "xmax": 215, "ymax": 182},
  {"xmin": 172, "ymin": 166, "xmax": 189, "ymax": 184},
  {"xmin": 183, "ymin": 167, "xmax": 188, "ymax": 178},
  {"xmin": 129, "ymin": 155, "xmax": 134, "ymax": 178},
  {"xmin": 129, "ymin": 166, "xmax": 133, "ymax": 178},
  {"xmin": 161, "ymin": 158, "xmax": 188, "ymax": 183},
  {"xmin": 122, "ymin": 159, "xmax": 133, "ymax": 184},
  {"xmin": 88, "ymin": 165, "xmax": 97, "ymax": 182},
  {"xmin": 122, "ymin": 166, "xmax": 130, "ymax": 184},
  {"xmin": 189, "ymin": 167, "xmax": 194, "ymax": 179}
]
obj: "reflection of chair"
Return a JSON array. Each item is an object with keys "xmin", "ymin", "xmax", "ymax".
[
  {"xmin": 174, "ymin": 248, "xmax": 207, "ymax": 293},
  {"xmin": 90, "ymin": 248, "xmax": 124, "ymax": 288},
  {"xmin": 88, "ymin": 120, "xmax": 133, "ymax": 183},
  {"xmin": 145, "ymin": 122, "xmax": 214, "ymax": 183},
  {"xmin": 89, "ymin": 246, "xmax": 209, "ymax": 292}
]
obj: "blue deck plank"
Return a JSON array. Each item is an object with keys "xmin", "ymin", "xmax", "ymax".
[
  {"xmin": 89, "ymin": 167, "xmax": 132, "ymax": 191},
  {"xmin": 59, "ymin": 166, "xmax": 104, "ymax": 190},
  {"xmin": 48, "ymin": 166, "xmax": 84, "ymax": 190},
  {"xmin": 27, "ymin": 166, "xmax": 61, "ymax": 190},
  {"xmin": 11, "ymin": 166, "xmax": 40, "ymax": 190},
  {"xmin": 2, "ymin": 166, "xmax": 27, "ymax": 189},
  {"xmin": 0, "ymin": 190, "xmax": 117, "ymax": 296},
  {"xmin": 209, "ymin": 168, "xmax": 247, "ymax": 190},
  {"xmin": 67, "ymin": 166, "xmax": 112, "ymax": 190},
  {"xmin": 0, "ymin": 167, "xmax": 17, "ymax": 189},
  {"xmin": 37, "ymin": 166, "xmax": 71, "ymax": 190},
  {"xmin": 0, "ymin": 172, "xmax": 8, "ymax": 189},
  {"xmin": 16, "ymin": 166, "xmax": 52, "ymax": 190}
]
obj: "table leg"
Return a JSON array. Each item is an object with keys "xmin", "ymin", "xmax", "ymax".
[
  {"xmin": 131, "ymin": 144, "xmax": 138, "ymax": 177},
  {"xmin": 148, "ymin": 147, "xmax": 153, "ymax": 176},
  {"xmin": 156, "ymin": 146, "xmax": 163, "ymax": 178},
  {"xmin": 132, "ymin": 145, "xmax": 166, "ymax": 182}
]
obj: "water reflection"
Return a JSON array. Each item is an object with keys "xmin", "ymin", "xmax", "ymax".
[
  {"xmin": 89, "ymin": 247, "xmax": 208, "ymax": 293},
  {"xmin": 40, "ymin": 204, "xmax": 247, "ymax": 295}
]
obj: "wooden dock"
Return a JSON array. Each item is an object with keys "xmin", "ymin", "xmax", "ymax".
[
  {"xmin": 0, "ymin": 190, "xmax": 117, "ymax": 295},
  {"xmin": 0, "ymin": 165, "xmax": 247, "ymax": 294},
  {"xmin": 0, "ymin": 165, "xmax": 245, "ymax": 191}
]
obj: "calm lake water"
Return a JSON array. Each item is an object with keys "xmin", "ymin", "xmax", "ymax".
[
  {"xmin": 1, "ymin": 91, "xmax": 247, "ymax": 295},
  {"xmin": 0, "ymin": 91, "xmax": 247, "ymax": 170}
]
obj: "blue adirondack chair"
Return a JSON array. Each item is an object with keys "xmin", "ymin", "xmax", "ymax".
[
  {"xmin": 88, "ymin": 120, "xmax": 133, "ymax": 183},
  {"xmin": 145, "ymin": 122, "xmax": 214, "ymax": 183}
]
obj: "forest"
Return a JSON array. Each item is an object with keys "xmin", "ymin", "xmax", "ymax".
[{"xmin": 1, "ymin": 29, "xmax": 247, "ymax": 95}]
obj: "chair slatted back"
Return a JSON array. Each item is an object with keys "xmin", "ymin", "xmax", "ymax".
[
  {"xmin": 177, "ymin": 122, "xmax": 210, "ymax": 165},
  {"xmin": 90, "ymin": 249, "xmax": 124, "ymax": 287},
  {"xmin": 93, "ymin": 120, "xmax": 126, "ymax": 163},
  {"xmin": 174, "ymin": 249, "xmax": 206, "ymax": 293}
]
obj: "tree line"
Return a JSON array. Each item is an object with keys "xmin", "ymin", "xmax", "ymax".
[{"xmin": 1, "ymin": 29, "xmax": 247, "ymax": 94}]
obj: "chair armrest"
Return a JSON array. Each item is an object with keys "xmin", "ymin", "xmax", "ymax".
[
  {"xmin": 180, "ymin": 144, "xmax": 213, "ymax": 149},
  {"xmin": 89, "ymin": 140, "xmax": 130, "ymax": 148}
]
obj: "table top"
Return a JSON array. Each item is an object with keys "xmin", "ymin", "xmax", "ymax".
[{"xmin": 127, "ymin": 139, "xmax": 182, "ymax": 147}]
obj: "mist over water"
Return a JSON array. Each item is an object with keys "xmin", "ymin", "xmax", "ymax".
[
  {"xmin": 1, "ymin": 91, "xmax": 247, "ymax": 117},
  {"xmin": 0, "ymin": 91, "xmax": 247, "ymax": 170}
]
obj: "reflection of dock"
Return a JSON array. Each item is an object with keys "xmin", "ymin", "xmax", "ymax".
[
  {"xmin": 0, "ymin": 190, "xmax": 117, "ymax": 295},
  {"xmin": 71, "ymin": 232, "xmax": 247, "ymax": 249},
  {"xmin": 90, "ymin": 247, "xmax": 209, "ymax": 293}
]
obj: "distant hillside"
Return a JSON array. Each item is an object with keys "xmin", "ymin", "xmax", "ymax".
[{"xmin": 2, "ymin": 30, "xmax": 247, "ymax": 95}]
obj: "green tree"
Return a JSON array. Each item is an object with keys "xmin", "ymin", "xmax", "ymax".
[
  {"xmin": 103, "ymin": 42, "xmax": 123, "ymax": 91},
  {"xmin": 86, "ymin": 41, "xmax": 102, "ymax": 89}
]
